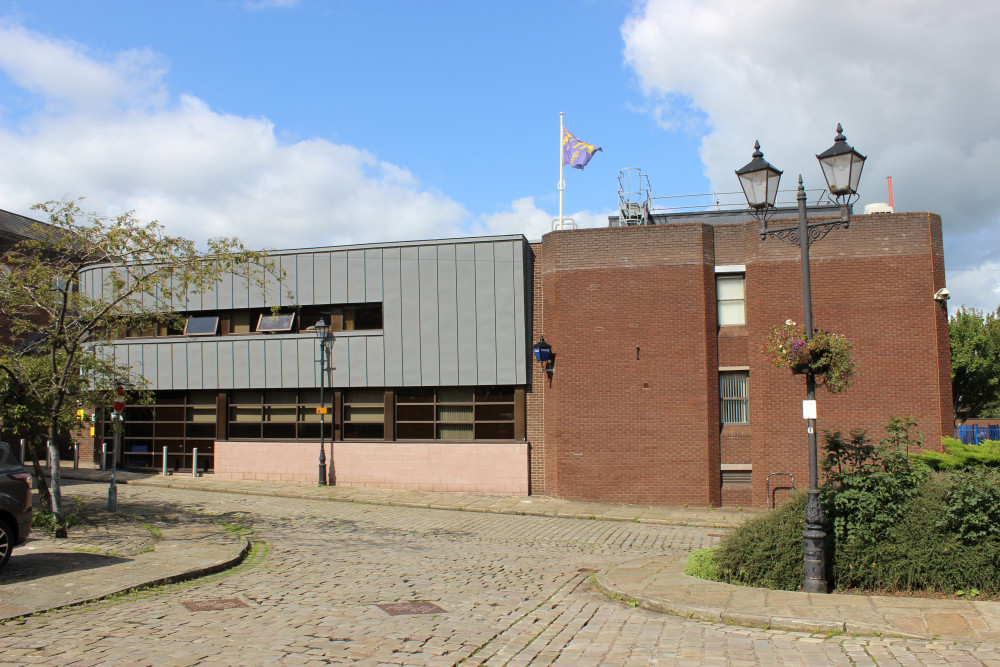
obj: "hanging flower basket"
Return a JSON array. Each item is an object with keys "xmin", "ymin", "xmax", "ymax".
[{"xmin": 761, "ymin": 320, "xmax": 856, "ymax": 393}]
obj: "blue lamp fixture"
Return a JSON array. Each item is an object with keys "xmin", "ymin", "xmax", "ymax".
[{"xmin": 532, "ymin": 336, "xmax": 554, "ymax": 376}]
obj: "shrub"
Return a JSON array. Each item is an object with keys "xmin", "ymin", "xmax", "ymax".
[
  {"xmin": 713, "ymin": 491, "xmax": 808, "ymax": 591},
  {"xmin": 940, "ymin": 468, "xmax": 1000, "ymax": 543},
  {"xmin": 912, "ymin": 437, "xmax": 1000, "ymax": 470},
  {"xmin": 684, "ymin": 547, "xmax": 719, "ymax": 581},
  {"xmin": 31, "ymin": 497, "xmax": 86, "ymax": 535},
  {"xmin": 833, "ymin": 473, "xmax": 1000, "ymax": 595},
  {"xmin": 822, "ymin": 420, "xmax": 925, "ymax": 546}
]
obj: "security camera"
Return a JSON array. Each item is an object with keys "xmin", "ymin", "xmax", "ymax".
[{"xmin": 933, "ymin": 288, "xmax": 950, "ymax": 301}]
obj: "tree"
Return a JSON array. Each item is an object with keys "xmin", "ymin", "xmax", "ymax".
[
  {"xmin": 0, "ymin": 199, "xmax": 280, "ymax": 533},
  {"xmin": 950, "ymin": 306, "xmax": 1000, "ymax": 418}
]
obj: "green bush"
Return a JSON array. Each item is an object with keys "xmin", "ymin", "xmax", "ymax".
[
  {"xmin": 940, "ymin": 468, "xmax": 1000, "ymax": 543},
  {"xmin": 833, "ymin": 473, "xmax": 1000, "ymax": 595},
  {"xmin": 713, "ymin": 491, "xmax": 808, "ymax": 591},
  {"xmin": 31, "ymin": 497, "xmax": 86, "ymax": 535},
  {"xmin": 822, "ymin": 420, "xmax": 925, "ymax": 547},
  {"xmin": 912, "ymin": 437, "xmax": 1000, "ymax": 470},
  {"xmin": 684, "ymin": 547, "xmax": 719, "ymax": 580}
]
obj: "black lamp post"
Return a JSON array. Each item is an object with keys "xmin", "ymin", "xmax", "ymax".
[
  {"xmin": 315, "ymin": 318, "xmax": 332, "ymax": 486},
  {"xmin": 735, "ymin": 124, "xmax": 866, "ymax": 594}
]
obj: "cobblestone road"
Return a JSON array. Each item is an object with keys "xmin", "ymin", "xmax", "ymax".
[{"xmin": 1, "ymin": 483, "xmax": 997, "ymax": 666}]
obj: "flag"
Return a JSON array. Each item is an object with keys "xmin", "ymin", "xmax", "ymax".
[{"xmin": 562, "ymin": 129, "xmax": 602, "ymax": 170}]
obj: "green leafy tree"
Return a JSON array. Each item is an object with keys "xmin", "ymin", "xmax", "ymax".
[
  {"xmin": 950, "ymin": 306, "xmax": 1000, "ymax": 417},
  {"xmin": 0, "ymin": 199, "xmax": 281, "ymax": 533}
]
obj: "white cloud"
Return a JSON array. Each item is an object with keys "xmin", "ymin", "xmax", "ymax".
[
  {"xmin": 471, "ymin": 197, "xmax": 613, "ymax": 241},
  {"xmin": 0, "ymin": 22, "xmax": 470, "ymax": 250},
  {"xmin": 622, "ymin": 0, "xmax": 1000, "ymax": 312}
]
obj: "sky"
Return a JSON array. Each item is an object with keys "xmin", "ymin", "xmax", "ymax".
[{"xmin": 0, "ymin": 0, "xmax": 997, "ymax": 312}]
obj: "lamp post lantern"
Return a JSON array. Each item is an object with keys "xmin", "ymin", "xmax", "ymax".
[
  {"xmin": 315, "ymin": 319, "xmax": 332, "ymax": 486},
  {"xmin": 736, "ymin": 125, "xmax": 866, "ymax": 594}
]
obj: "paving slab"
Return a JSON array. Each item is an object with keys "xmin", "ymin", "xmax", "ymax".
[{"xmin": 595, "ymin": 555, "xmax": 1000, "ymax": 643}]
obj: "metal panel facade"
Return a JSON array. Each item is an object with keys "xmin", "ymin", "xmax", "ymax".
[{"xmin": 87, "ymin": 237, "xmax": 530, "ymax": 390}]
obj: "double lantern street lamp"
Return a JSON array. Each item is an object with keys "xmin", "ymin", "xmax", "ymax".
[
  {"xmin": 735, "ymin": 124, "xmax": 866, "ymax": 594},
  {"xmin": 315, "ymin": 319, "xmax": 333, "ymax": 486}
]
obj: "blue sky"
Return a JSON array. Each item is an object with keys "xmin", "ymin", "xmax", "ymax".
[{"xmin": 1, "ymin": 1, "xmax": 999, "ymax": 312}]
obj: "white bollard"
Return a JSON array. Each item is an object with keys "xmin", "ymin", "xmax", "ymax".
[
  {"xmin": 162, "ymin": 446, "xmax": 168, "ymax": 476},
  {"xmin": 192, "ymin": 448, "xmax": 198, "ymax": 477}
]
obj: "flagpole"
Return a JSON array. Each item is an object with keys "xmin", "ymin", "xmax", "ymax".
[{"xmin": 558, "ymin": 112, "xmax": 565, "ymax": 230}]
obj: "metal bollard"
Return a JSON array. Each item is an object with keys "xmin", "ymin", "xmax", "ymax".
[
  {"xmin": 19, "ymin": 439, "xmax": 26, "ymax": 464},
  {"xmin": 192, "ymin": 448, "xmax": 198, "ymax": 477},
  {"xmin": 73, "ymin": 441, "xmax": 79, "ymax": 470},
  {"xmin": 101, "ymin": 442, "xmax": 107, "ymax": 471},
  {"xmin": 162, "ymin": 446, "xmax": 168, "ymax": 476}
]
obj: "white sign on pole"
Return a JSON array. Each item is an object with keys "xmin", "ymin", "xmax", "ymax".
[{"xmin": 802, "ymin": 399, "xmax": 817, "ymax": 420}]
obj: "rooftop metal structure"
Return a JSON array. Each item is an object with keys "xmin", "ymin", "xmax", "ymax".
[{"xmin": 612, "ymin": 167, "xmax": 842, "ymax": 227}]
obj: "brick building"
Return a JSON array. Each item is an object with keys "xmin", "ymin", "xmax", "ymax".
[
  {"xmin": 2, "ymin": 206, "xmax": 951, "ymax": 507},
  {"xmin": 530, "ymin": 210, "xmax": 950, "ymax": 507}
]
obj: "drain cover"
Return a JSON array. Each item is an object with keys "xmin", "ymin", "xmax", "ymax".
[
  {"xmin": 182, "ymin": 598, "xmax": 249, "ymax": 612},
  {"xmin": 376, "ymin": 601, "xmax": 447, "ymax": 616}
]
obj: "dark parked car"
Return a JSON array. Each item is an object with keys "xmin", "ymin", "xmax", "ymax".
[{"xmin": 0, "ymin": 441, "xmax": 32, "ymax": 569}]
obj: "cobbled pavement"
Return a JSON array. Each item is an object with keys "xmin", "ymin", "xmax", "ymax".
[{"xmin": 0, "ymin": 483, "xmax": 997, "ymax": 666}]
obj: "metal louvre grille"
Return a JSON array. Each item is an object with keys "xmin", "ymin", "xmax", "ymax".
[
  {"xmin": 722, "ymin": 470, "xmax": 752, "ymax": 486},
  {"xmin": 720, "ymin": 372, "xmax": 748, "ymax": 424}
]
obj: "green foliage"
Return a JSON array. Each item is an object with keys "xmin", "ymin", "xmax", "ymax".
[
  {"xmin": 912, "ymin": 437, "xmax": 1000, "ymax": 470},
  {"xmin": 713, "ymin": 492, "xmax": 807, "ymax": 591},
  {"xmin": 821, "ymin": 420, "xmax": 925, "ymax": 545},
  {"xmin": 940, "ymin": 468, "xmax": 1000, "ymax": 544},
  {"xmin": 32, "ymin": 497, "xmax": 86, "ymax": 534},
  {"xmin": 683, "ymin": 547, "xmax": 719, "ymax": 581},
  {"xmin": 832, "ymin": 473, "xmax": 1000, "ymax": 595},
  {"xmin": 760, "ymin": 321, "xmax": 856, "ymax": 393},
  {"xmin": 950, "ymin": 306, "xmax": 1000, "ymax": 416}
]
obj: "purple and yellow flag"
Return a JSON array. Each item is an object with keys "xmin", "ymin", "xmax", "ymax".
[{"xmin": 562, "ymin": 129, "xmax": 602, "ymax": 170}]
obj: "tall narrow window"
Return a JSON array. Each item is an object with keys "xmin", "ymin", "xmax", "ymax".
[
  {"xmin": 717, "ymin": 275, "xmax": 746, "ymax": 326},
  {"xmin": 720, "ymin": 372, "xmax": 749, "ymax": 424}
]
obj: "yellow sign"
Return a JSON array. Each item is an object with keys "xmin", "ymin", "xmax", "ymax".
[
  {"xmin": 89, "ymin": 426, "xmax": 95, "ymax": 436},
  {"xmin": 76, "ymin": 408, "xmax": 85, "ymax": 421},
  {"xmin": 316, "ymin": 407, "xmax": 328, "ymax": 415}
]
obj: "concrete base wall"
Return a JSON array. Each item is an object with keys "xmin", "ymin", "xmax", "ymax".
[{"xmin": 214, "ymin": 440, "xmax": 529, "ymax": 495}]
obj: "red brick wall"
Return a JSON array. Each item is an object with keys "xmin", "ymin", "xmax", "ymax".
[{"xmin": 533, "ymin": 212, "xmax": 951, "ymax": 507}]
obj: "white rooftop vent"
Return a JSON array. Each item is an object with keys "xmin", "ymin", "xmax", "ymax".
[{"xmin": 865, "ymin": 202, "xmax": 894, "ymax": 214}]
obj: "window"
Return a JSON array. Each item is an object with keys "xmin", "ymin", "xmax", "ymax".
[
  {"xmin": 717, "ymin": 274, "xmax": 746, "ymax": 326},
  {"xmin": 720, "ymin": 372, "xmax": 748, "ymax": 424},
  {"xmin": 184, "ymin": 316, "xmax": 219, "ymax": 336},
  {"xmin": 227, "ymin": 389, "xmax": 332, "ymax": 440},
  {"xmin": 343, "ymin": 390, "xmax": 385, "ymax": 439},
  {"xmin": 122, "ymin": 391, "xmax": 216, "ymax": 471},
  {"xmin": 256, "ymin": 312, "xmax": 296, "ymax": 333},
  {"xmin": 396, "ymin": 387, "xmax": 515, "ymax": 440}
]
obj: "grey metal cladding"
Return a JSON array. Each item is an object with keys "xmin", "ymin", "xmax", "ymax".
[
  {"xmin": 474, "ymin": 242, "xmax": 498, "ymax": 385},
  {"xmin": 418, "ymin": 245, "xmax": 440, "ymax": 386},
  {"xmin": 347, "ymin": 335, "xmax": 368, "ymax": 386},
  {"xmin": 347, "ymin": 250, "xmax": 366, "ymax": 302},
  {"xmin": 90, "ymin": 236, "xmax": 530, "ymax": 390},
  {"xmin": 380, "ymin": 247, "xmax": 404, "ymax": 386},
  {"xmin": 494, "ymin": 240, "xmax": 518, "ymax": 384},
  {"xmin": 436, "ymin": 244, "xmax": 460, "ymax": 385},
  {"xmin": 187, "ymin": 343, "xmax": 204, "ymax": 390},
  {"xmin": 455, "ymin": 242, "xmax": 479, "ymax": 385},
  {"xmin": 399, "ymin": 246, "xmax": 422, "ymax": 385}
]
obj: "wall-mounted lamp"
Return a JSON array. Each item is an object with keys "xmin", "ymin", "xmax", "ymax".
[
  {"xmin": 933, "ymin": 288, "xmax": 950, "ymax": 302},
  {"xmin": 532, "ymin": 336, "xmax": 554, "ymax": 376}
]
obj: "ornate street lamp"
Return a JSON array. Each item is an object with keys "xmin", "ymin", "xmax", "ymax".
[
  {"xmin": 736, "ymin": 125, "xmax": 866, "ymax": 594},
  {"xmin": 735, "ymin": 141, "xmax": 783, "ymax": 221},
  {"xmin": 315, "ymin": 318, "xmax": 332, "ymax": 485}
]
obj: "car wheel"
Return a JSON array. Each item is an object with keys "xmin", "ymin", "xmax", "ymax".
[{"xmin": 0, "ymin": 518, "xmax": 13, "ymax": 569}]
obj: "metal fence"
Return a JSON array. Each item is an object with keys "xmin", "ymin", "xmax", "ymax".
[{"xmin": 954, "ymin": 424, "xmax": 1000, "ymax": 444}]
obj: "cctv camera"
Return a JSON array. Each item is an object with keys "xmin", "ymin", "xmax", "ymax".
[{"xmin": 933, "ymin": 288, "xmax": 950, "ymax": 301}]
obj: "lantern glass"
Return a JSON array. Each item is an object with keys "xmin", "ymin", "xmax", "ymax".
[
  {"xmin": 816, "ymin": 124, "xmax": 866, "ymax": 197},
  {"xmin": 533, "ymin": 338, "xmax": 551, "ymax": 363},
  {"xmin": 735, "ymin": 141, "xmax": 782, "ymax": 210}
]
